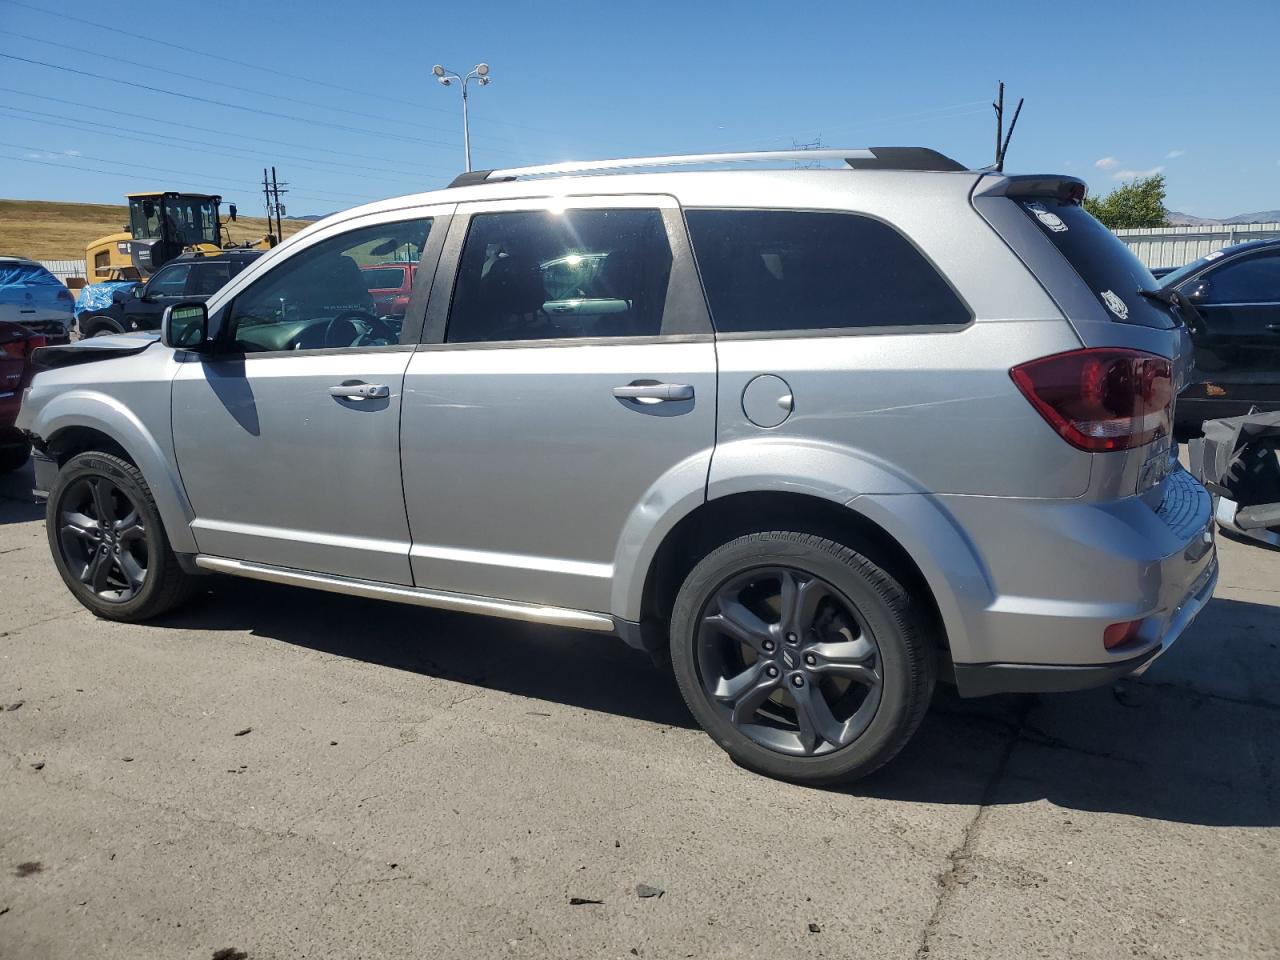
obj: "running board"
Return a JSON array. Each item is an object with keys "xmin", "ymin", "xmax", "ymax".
[{"xmin": 192, "ymin": 555, "xmax": 617, "ymax": 633}]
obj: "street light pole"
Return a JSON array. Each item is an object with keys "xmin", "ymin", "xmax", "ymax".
[{"xmin": 432, "ymin": 63, "xmax": 492, "ymax": 172}]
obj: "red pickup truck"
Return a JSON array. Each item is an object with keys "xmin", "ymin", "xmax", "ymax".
[
  {"xmin": 0, "ymin": 320, "xmax": 45, "ymax": 472},
  {"xmin": 360, "ymin": 261, "xmax": 417, "ymax": 319}
]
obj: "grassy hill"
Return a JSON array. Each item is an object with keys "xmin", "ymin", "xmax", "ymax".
[{"xmin": 0, "ymin": 198, "xmax": 312, "ymax": 262}]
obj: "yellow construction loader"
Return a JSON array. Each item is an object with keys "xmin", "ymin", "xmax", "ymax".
[{"xmin": 85, "ymin": 191, "xmax": 275, "ymax": 281}]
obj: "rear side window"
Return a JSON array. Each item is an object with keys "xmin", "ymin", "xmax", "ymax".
[
  {"xmin": 0, "ymin": 263, "xmax": 62, "ymax": 288},
  {"xmin": 685, "ymin": 209, "xmax": 969, "ymax": 334},
  {"xmin": 447, "ymin": 209, "xmax": 673, "ymax": 343},
  {"xmin": 187, "ymin": 262, "xmax": 232, "ymax": 296},
  {"xmin": 1017, "ymin": 200, "xmax": 1174, "ymax": 328}
]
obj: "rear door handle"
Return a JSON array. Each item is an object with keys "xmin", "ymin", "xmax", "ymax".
[
  {"xmin": 612, "ymin": 382, "xmax": 695, "ymax": 401},
  {"xmin": 329, "ymin": 381, "xmax": 389, "ymax": 400},
  {"xmin": 1266, "ymin": 323, "xmax": 1280, "ymax": 332}
]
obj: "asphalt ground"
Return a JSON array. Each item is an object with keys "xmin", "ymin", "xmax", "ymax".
[{"xmin": 1, "ymin": 459, "xmax": 1277, "ymax": 960}]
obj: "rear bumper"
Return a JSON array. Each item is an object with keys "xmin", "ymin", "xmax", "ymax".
[
  {"xmin": 954, "ymin": 556, "xmax": 1218, "ymax": 696},
  {"xmin": 943, "ymin": 465, "xmax": 1218, "ymax": 696}
]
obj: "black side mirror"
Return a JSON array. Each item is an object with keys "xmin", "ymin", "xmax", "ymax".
[
  {"xmin": 162, "ymin": 302, "xmax": 209, "ymax": 350},
  {"xmin": 228, "ymin": 204, "xmax": 237, "ymax": 222}
]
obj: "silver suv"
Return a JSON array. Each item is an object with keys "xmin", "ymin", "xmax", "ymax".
[{"xmin": 17, "ymin": 148, "xmax": 1218, "ymax": 784}]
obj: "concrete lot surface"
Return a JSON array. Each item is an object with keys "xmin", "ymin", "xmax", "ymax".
[{"xmin": 1, "ymin": 461, "xmax": 1278, "ymax": 960}]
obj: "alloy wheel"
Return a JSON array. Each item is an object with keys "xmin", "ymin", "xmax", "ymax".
[
  {"xmin": 696, "ymin": 566, "xmax": 883, "ymax": 757},
  {"xmin": 57, "ymin": 476, "xmax": 149, "ymax": 602}
]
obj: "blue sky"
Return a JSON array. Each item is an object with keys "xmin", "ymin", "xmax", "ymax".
[{"xmin": 1, "ymin": 0, "xmax": 1277, "ymax": 218}]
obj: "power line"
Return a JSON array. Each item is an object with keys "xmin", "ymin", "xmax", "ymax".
[
  {"xmin": 0, "ymin": 152, "xmax": 358, "ymax": 208},
  {"xmin": 0, "ymin": 86, "xmax": 441, "ymax": 174},
  {"xmin": 0, "ymin": 28, "xmax": 516, "ymax": 149},
  {"xmin": 0, "ymin": 52, "xmax": 488, "ymax": 151},
  {"xmin": 0, "ymin": 0, "xmax": 549, "ymax": 137},
  {"xmin": 0, "ymin": 141, "xmax": 375, "ymax": 204},
  {"xmin": 0, "ymin": 105, "xmax": 448, "ymax": 186}
]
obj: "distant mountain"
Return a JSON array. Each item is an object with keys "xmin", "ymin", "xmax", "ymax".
[
  {"xmin": 1168, "ymin": 209, "xmax": 1280, "ymax": 226},
  {"xmin": 1223, "ymin": 210, "xmax": 1280, "ymax": 224},
  {"xmin": 287, "ymin": 214, "xmax": 331, "ymax": 221}
]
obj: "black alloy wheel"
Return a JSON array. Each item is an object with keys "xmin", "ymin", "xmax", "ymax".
[
  {"xmin": 696, "ymin": 566, "xmax": 883, "ymax": 756},
  {"xmin": 56, "ymin": 474, "xmax": 150, "ymax": 602}
]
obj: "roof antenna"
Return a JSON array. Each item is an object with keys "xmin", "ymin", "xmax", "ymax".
[{"xmin": 993, "ymin": 81, "xmax": 1024, "ymax": 172}]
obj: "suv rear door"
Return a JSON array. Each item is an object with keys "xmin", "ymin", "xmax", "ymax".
[{"xmin": 401, "ymin": 194, "xmax": 716, "ymax": 613}]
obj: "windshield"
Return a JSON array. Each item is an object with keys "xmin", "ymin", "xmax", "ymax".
[
  {"xmin": 161, "ymin": 196, "xmax": 219, "ymax": 246},
  {"xmin": 1158, "ymin": 253, "xmax": 1218, "ymax": 290},
  {"xmin": 129, "ymin": 196, "xmax": 161, "ymax": 240}
]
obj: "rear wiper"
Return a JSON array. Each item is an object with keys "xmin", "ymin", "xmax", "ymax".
[{"xmin": 1138, "ymin": 287, "xmax": 1198, "ymax": 327}]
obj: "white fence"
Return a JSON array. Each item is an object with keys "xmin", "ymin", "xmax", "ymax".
[
  {"xmin": 1114, "ymin": 223, "xmax": 1280, "ymax": 269},
  {"xmin": 39, "ymin": 258, "xmax": 87, "ymax": 283}
]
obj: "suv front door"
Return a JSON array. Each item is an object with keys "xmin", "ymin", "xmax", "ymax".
[
  {"xmin": 128, "ymin": 261, "xmax": 191, "ymax": 330},
  {"xmin": 401, "ymin": 195, "xmax": 716, "ymax": 613},
  {"xmin": 171, "ymin": 209, "xmax": 451, "ymax": 584}
]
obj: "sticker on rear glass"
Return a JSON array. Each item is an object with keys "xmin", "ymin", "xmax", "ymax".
[
  {"xmin": 1205, "ymin": 250, "xmax": 1224, "ymax": 261},
  {"xmin": 1101, "ymin": 289, "xmax": 1129, "ymax": 320},
  {"xmin": 1026, "ymin": 201, "xmax": 1068, "ymax": 232}
]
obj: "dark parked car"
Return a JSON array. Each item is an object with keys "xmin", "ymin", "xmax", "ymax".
[
  {"xmin": 0, "ymin": 319, "xmax": 46, "ymax": 472},
  {"xmin": 78, "ymin": 249, "xmax": 263, "ymax": 338},
  {"xmin": 1162, "ymin": 238, "xmax": 1280, "ymax": 434}
]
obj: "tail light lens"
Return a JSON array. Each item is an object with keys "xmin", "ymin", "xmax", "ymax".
[
  {"xmin": 0, "ymin": 334, "xmax": 47, "ymax": 359},
  {"xmin": 1010, "ymin": 348, "xmax": 1172, "ymax": 452},
  {"xmin": 57, "ymin": 288, "xmax": 74, "ymax": 302}
]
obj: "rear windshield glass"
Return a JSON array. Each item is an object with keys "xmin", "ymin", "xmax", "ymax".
[
  {"xmin": 1017, "ymin": 200, "xmax": 1175, "ymax": 329},
  {"xmin": 0, "ymin": 263, "xmax": 63, "ymax": 288},
  {"xmin": 363, "ymin": 267, "xmax": 407, "ymax": 290}
]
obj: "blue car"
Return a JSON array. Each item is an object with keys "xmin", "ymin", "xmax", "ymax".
[{"xmin": 0, "ymin": 256, "xmax": 74, "ymax": 343}]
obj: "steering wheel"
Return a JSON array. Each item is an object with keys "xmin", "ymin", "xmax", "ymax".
[{"xmin": 323, "ymin": 310, "xmax": 397, "ymax": 347}]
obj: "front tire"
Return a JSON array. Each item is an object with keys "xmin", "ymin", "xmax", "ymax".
[
  {"xmin": 46, "ymin": 452, "xmax": 195, "ymax": 621},
  {"xmin": 670, "ymin": 531, "xmax": 935, "ymax": 785}
]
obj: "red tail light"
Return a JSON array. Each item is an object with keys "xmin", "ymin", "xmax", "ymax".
[
  {"xmin": 1010, "ymin": 348, "xmax": 1172, "ymax": 452},
  {"xmin": 57, "ymin": 288, "xmax": 74, "ymax": 302},
  {"xmin": 1, "ymin": 334, "xmax": 47, "ymax": 359}
]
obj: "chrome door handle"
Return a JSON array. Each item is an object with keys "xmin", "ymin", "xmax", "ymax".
[
  {"xmin": 612, "ymin": 383, "xmax": 694, "ymax": 401},
  {"xmin": 329, "ymin": 382, "xmax": 390, "ymax": 400}
]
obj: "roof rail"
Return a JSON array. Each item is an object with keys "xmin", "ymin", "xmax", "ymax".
[{"xmin": 448, "ymin": 147, "xmax": 967, "ymax": 187}]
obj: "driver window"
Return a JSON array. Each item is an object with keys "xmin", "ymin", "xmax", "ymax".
[{"xmin": 227, "ymin": 217, "xmax": 433, "ymax": 353}]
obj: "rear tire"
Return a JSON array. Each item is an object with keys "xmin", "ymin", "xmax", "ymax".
[
  {"xmin": 82, "ymin": 316, "xmax": 124, "ymax": 338},
  {"xmin": 670, "ymin": 531, "xmax": 935, "ymax": 785},
  {"xmin": 46, "ymin": 451, "xmax": 195, "ymax": 621}
]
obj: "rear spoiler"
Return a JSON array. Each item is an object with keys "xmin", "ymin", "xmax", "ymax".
[{"xmin": 979, "ymin": 174, "xmax": 1089, "ymax": 203}]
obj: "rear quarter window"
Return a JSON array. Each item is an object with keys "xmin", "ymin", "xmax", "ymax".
[{"xmin": 685, "ymin": 209, "xmax": 970, "ymax": 334}]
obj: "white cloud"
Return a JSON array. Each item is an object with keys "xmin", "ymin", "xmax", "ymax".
[
  {"xmin": 63, "ymin": 149, "xmax": 81, "ymax": 157},
  {"xmin": 1095, "ymin": 156, "xmax": 1119, "ymax": 169},
  {"xmin": 1112, "ymin": 165, "xmax": 1164, "ymax": 180},
  {"xmin": 1165, "ymin": 149, "xmax": 1186, "ymax": 159}
]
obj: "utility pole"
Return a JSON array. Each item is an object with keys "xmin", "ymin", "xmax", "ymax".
[
  {"xmin": 262, "ymin": 167, "xmax": 288, "ymax": 246},
  {"xmin": 271, "ymin": 166, "xmax": 287, "ymax": 243}
]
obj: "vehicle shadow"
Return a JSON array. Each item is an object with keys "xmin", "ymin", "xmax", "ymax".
[
  {"xmin": 0, "ymin": 461, "xmax": 43, "ymax": 524},
  {"xmin": 159, "ymin": 581, "xmax": 1280, "ymax": 828}
]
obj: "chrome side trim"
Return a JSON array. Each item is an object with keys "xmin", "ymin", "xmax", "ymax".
[{"xmin": 193, "ymin": 555, "xmax": 617, "ymax": 633}]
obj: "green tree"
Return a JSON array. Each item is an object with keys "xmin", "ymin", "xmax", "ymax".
[{"xmin": 1083, "ymin": 173, "xmax": 1170, "ymax": 229}]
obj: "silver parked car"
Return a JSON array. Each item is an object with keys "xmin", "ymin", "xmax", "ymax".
[
  {"xmin": 17, "ymin": 148, "xmax": 1217, "ymax": 784},
  {"xmin": 0, "ymin": 256, "xmax": 75, "ymax": 343}
]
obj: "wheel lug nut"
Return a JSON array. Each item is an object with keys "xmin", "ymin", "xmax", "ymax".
[
  {"xmin": 762, "ymin": 640, "xmax": 775, "ymax": 652},
  {"xmin": 786, "ymin": 632, "xmax": 798, "ymax": 644},
  {"xmin": 804, "ymin": 654, "xmax": 816, "ymax": 666},
  {"xmin": 765, "ymin": 665, "xmax": 779, "ymax": 678},
  {"xmin": 791, "ymin": 675, "xmax": 805, "ymax": 687}
]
